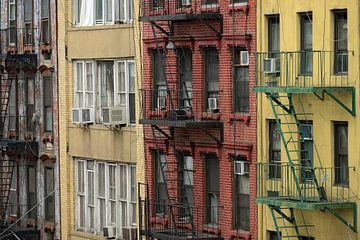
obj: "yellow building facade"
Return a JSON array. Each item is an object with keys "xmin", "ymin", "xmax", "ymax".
[
  {"xmin": 256, "ymin": 1, "xmax": 360, "ymax": 240},
  {"xmin": 57, "ymin": 0, "xmax": 142, "ymax": 239}
]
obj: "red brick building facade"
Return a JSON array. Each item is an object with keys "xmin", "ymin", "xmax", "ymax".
[{"xmin": 139, "ymin": 1, "xmax": 257, "ymax": 239}]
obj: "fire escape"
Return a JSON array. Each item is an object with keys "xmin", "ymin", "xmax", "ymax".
[
  {"xmin": 0, "ymin": 27, "xmax": 39, "ymax": 239},
  {"xmin": 255, "ymin": 51, "xmax": 357, "ymax": 239},
  {"xmin": 139, "ymin": 0, "xmax": 224, "ymax": 239}
]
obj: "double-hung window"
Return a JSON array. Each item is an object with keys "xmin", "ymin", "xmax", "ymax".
[
  {"xmin": 9, "ymin": 163, "xmax": 17, "ymax": 217},
  {"xmin": 115, "ymin": 60, "xmax": 136, "ymax": 124},
  {"xmin": 180, "ymin": 155, "xmax": 194, "ymax": 218},
  {"xmin": 334, "ymin": 11, "xmax": 348, "ymax": 74},
  {"xmin": 268, "ymin": 15, "xmax": 280, "ymax": 58},
  {"xmin": 41, "ymin": 0, "xmax": 50, "ymax": 44},
  {"xmin": 334, "ymin": 122, "xmax": 348, "ymax": 186},
  {"xmin": 27, "ymin": 165, "xmax": 37, "ymax": 219},
  {"xmin": 9, "ymin": 0, "xmax": 16, "ymax": 46},
  {"xmin": 233, "ymin": 49, "xmax": 249, "ymax": 113},
  {"xmin": 24, "ymin": 0, "xmax": 33, "ymax": 46},
  {"xmin": 155, "ymin": 153, "xmax": 168, "ymax": 215},
  {"xmin": 74, "ymin": 61, "xmax": 95, "ymax": 109},
  {"xmin": 119, "ymin": 0, "xmax": 134, "ymax": 22},
  {"xmin": 26, "ymin": 76, "xmax": 35, "ymax": 132},
  {"xmin": 45, "ymin": 165, "xmax": 55, "ymax": 222},
  {"xmin": 269, "ymin": 120, "xmax": 281, "ymax": 179},
  {"xmin": 205, "ymin": 155, "xmax": 219, "ymax": 225},
  {"xmin": 300, "ymin": 13, "xmax": 313, "ymax": 75},
  {"xmin": 204, "ymin": 48, "xmax": 219, "ymax": 110},
  {"xmin": 76, "ymin": 160, "xmax": 136, "ymax": 238},
  {"xmin": 44, "ymin": 76, "xmax": 53, "ymax": 132}
]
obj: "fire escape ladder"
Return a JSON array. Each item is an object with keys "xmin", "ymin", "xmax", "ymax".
[
  {"xmin": 269, "ymin": 205, "xmax": 314, "ymax": 240},
  {"xmin": 0, "ymin": 74, "xmax": 14, "ymax": 137},
  {"xmin": 268, "ymin": 93, "xmax": 325, "ymax": 201},
  {"xmin": 0, "ymin": 154, "xmax": 16, "ymax": 222}
]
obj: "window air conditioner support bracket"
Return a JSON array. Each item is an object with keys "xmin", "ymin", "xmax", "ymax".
[{"xmin": 323, "ymin": 89, "xmax": 356, "ymax": 116}]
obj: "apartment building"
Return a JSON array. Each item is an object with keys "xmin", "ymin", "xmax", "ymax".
[
  {"xmin": 57, "ymin": 0, "xmax": 139, "ymax": 239},
  {"xmin": 138, "ymin": 0, "xmax": 257, "ymax": 239},
  {"xmin": 256, "ymin": 1, "xmax": 359, "ymax": 240},
  {"xmin": 0, "ymin": 0, "xmax": 59, "ymax": 239}
]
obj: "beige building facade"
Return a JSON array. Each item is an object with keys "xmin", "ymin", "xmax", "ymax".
[{"xmin": 57, "ymin": 0, "xmax": 140, "ymax": 239}]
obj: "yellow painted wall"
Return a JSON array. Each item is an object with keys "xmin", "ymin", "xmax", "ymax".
[
  {"xmin": 57, "ymin": 1, "xmax": 139, "ymax": 240},
  {"xmin": 257, "ymin": 1, "xmax": 360, "ymax": 240}
]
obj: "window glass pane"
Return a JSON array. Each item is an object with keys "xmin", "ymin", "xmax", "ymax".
[
  {"xmin": 119, "ymin": 0, "xmax": 125, "ymax": 20},
  {"xmin": 43, "ymin": 77, "xmax": 53, "ymax": 132},
  {"xmin": 100, "ymin": 62, "xmax": 114, "ymax": 107},
  {"xmin": 25, "ymin": 0, "xmax": 32, "ymax": 21},
  {"xmin": 28, "ymin": 165, "xmax": 37, "ymax": 219},
  {"xmin": 106, "ymin": 0, "xmax": 113, "ymax": 22},
  {"xmin": 268, "ymin": 16, "xmax": 280, "ymax": 53},
  {"xmin": 41, "ymin": 0, "xmax": 49, "ymax": 18},
  {"xmin": 205, "ymin": 49, "xmax": 219, "ymax": 106},
  {"xmin": 130, "ymin": 166, "xmax": 136, "ymax": 201},
  {"xmin": 87, "ymin": 171, "xmax": 94, "ymax": 205},
  {"xmin": 98, "ymin": 163, "xmax": 105, "ymax": 197},
  {"xmin": 78, "ymin": 161, "xmax": 85, "ymax": 193},
  {"xmin": 119, "ymin": 165, "xmax": 127, "ymax": 199},
  {"xmin": 9, "ymin": 165, "xmax": 17, "ymax": 216},
  {"xmin": 128, "ymin": 0, "xmax": 134, "ymax": 20},
  {"xmin": 45, "ymin": 167, "xmax": 54, "ymax": 221},
  {"xmin": 234, "ymin": 64, "xmax": 249, "ymax": 113},
  {"xmin": 96, "ymin": 0, "xmax": 103, "ymax": 22}
]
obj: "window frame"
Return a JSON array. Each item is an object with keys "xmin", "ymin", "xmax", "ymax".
[
  {"xmin": 334, "ymin": 121, "xmax": 349, "ymax": 187},
  {"xmin": 268, "ymin": 15, "xmax": 280, "ymax": 55},
  {"xmin": 41, "ymin": 0, "xmax": 50, "ymax": 45},
  {"xmin": 27, "ymin": 164, "xmax": 37, "ymax": 220},
  {"xmin": 233, "ymin": 48, "xmax": 250, "ymax": 113},
  {"xmin": 205, "ymin": 155, "xmax": 219, "ymax": 226},
  {"xmin": 204, "ymin": 48, "xmax": 219, "ymax": 110},
  {"xmin": 24, "ymin": 0, "xmax": 34, "ymax": 46},
  {"xmin": 334, "ymin": 10, "xmax": 348, "ymax": 74},
  {"xmin": 73, "ymin": 60, "xmax": 96, "ymax": 108},
  {"xmin": 269, "ymin": 120, "xmax": 281, "ymax": 179},
  {"xmin": 300, "ymin": 13, "xmax": 313, "ymax": 75},
  {"xmin": 43, "ymin": 76, "xmax": 53, "ymax": 132},
  {"xmin": 8, "ymin": 0, "xmax": 17, "ymax": 46}
]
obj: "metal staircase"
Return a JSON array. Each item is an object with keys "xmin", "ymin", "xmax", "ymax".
[
  {"xmin": 267, "ymin": 93, "xmax": 325, "ymax": 240},
  {"xmin": 269, "ymin": 206, "xmax": 314, "ymax": 239},
  {"xmin": 0, "ymin": 74, "xmax": 14, "ymax": 137}
]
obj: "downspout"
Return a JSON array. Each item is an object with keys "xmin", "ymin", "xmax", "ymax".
[{"xmin": 257, "ymin": 0, "xmax": 264, "ymax": 239}]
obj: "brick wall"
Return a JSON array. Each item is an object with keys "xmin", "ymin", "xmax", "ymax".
[{"xmin": 141, "ymin": 0, "xmax": 257, "ymax": 239}]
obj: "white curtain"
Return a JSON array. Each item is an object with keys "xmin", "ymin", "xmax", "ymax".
[{"xmin": 80, "ymin": 0, "xmax": 94, "ymax": 26}]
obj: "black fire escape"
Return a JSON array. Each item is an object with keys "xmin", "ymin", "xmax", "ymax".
[
  {"xmin": 139, "ymin": 1, "xmax": 224, "ymax": 239},
  {"xmin": 0, "ymin": 27, "xmax": 39, "ymax": 240}
]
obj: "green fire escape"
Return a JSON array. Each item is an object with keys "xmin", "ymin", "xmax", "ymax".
[{"xmin": 254, "ymin": 51, "xmax": 357, "ymax": 239}]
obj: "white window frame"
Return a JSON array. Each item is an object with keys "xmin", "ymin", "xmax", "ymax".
[
  {"xmin": 75, "ymin": 159, "xmax": 137, "ymax": 238},
  {"xmin": 115, "ymin": 59, "xmax": 135, "ymax": 126},
  {"xmin": 73, "ymin": 60, "xmax": 96, "ymax": 109},
  {"xmin": 95, "ymin": 0, "xmax": 114, "ymax": 25},
  {"xmin": 118, "ymin": 0, "xmax": 134, "ymax": 22}
]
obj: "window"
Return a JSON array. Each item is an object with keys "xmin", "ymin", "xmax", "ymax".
[
  {"xmin": 153, "ymin": 51, "xmax": 167, "ymax": 111},
  {"xmin": 24, "ymin": 0, "xmax": 33, "ymax": 46},
  {"xmin": 233, "ymin": 157, "xmax": 250, "ymax": 231},
  {"xmin": 9, "ymin": 163, "xmax": 17, "ymax": 217},
  {"xmin": 230, "ymin": 0, "xmax": 248, "ymax": 5},
  {"xmin": 27, "ymin": 165, "xmax": 37, "ymax": 219},
  {"xmin": 268, "ymin": 15, "xmax": 280, "ymax": 56},
  {"xmin": 300, "ymin": 13, "xmax": 313, "ymax": 75},
  {"xmin": 26, "ymin": 77, "xmax": 35, "ymax": 132},
  {"xmin": 76, "ymin": 160, "xmax": 136, "ymax": 237},
  {"xmin": 9, "ymin": 0, "xmax": 16, "ymax": 45},
  {"xmin": 334, "ymin": 11, "xmax": 348, "ymax": 74},
  {"xmin": 202, "ymin": 0, "xmax": 218, "ymax": 6},
  {"xmin": 233, "ymin": 49, "xmax": 249, "ymax": 113},
  {"xmin": 204, "ymin": 48, "xmax": 219, "ymax": 110},
  {"xmin": 77, "ymin": 160, "xmax": 86, "ymax": 229},
  {"xmin": 41, "ymin": 0, "xmax": 50, "ymax": 44},
  {"xmin": 334, "ymin": 122, "xmax": 348, "ymax": 186},
  {"xmin": 269, "ymin": 120, "xmax": 281, "ymax": 178},
  {"xmin": 44, "ymin": 166, "xmax": 54, "ymax": 221},
  {"xmin": 178, "ymin": 49, "xmax": 193, "ymax": 109},
  {"xmin": 180, "ymin": 155, "xmax": 194, "ymax": 217},
  {"xmin": 43, "ymin": 76, "xmax": 53, "ymax": 132},
  {"xmin": 73, "ymin": 59, "xmax": 135, "ymax": 125},
  {"xmin": 8, "ymin": 80, "xmax": 16, "ymax": 131},
  {"xmin": 152, "ymin": 0, "xmax": 164, "ymax": 9},
  {"xmin": 116, "ymin": 60, "xmax": 136, "ymax": 124},
  {"xmin": 74, "ymin": 0, "xmax": 133, "ymax": 26},
  {"xmin": 206, "ymin": 155, "xmax": 219, "ymax": 225},
  {"xmin": 155, "ymin": 153, "xmax": 167, "ymax": 215},
  {"xmin": 300, "ymin": 122, "xmax": 313, "ymax": 182},
  {"xmin": 269, "ymin": 231, "xmax": 281, "ymax": 240}
]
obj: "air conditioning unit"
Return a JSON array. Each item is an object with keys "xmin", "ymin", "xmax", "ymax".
[
  {"xmin": 102, "ymin": 107, "xmax": 127, "ymax": 125},
  {"xmin": 208, "ymin": 97, "xmax": 218, "ymax": 110},
  {"xmin": 240, "ymin": 51, "xmax": 249, "ymax": 66},
  {"xmin": 157, "ymin": 97, "xmax": 166, "ymax": 110},
  {"xmin": 300, "ymin": 124, "xmax": 313, "ymax": 140},
  {"xmin": 103, "ymin": 226, "xmax": 116, "ymax": 238},
  {"xmin": 72, "ymin": 108, "xmax": 94, "ymax": 124},
  {"xmin": 263, "ymin": 58, "xmax": 280, "ymax": 74},
  {"xmin": 123, "ymin": 227, "xmax": 137, "ymax": 240},
  {"xmin": 234, "ymin": 161, "xmax": 250, "ymax": 175},
  {"xmin": 182, "ymin": 0, "xmax": 192, "ymax": 6}
]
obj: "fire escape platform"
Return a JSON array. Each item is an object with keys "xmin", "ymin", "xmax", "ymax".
[
  {"xmin": 0, "ymin": 139, "xmax": 38, "ymax": 155},
  {"xmin": 148, "ymin": 230, "xmax": 224, "ymax": 240},
  {"xmin": 140, "ymin": 118, "xmax": 224, "ymax": 128},
  {"xmin": 253, "ymin": 86, "xmax": 355, "ymax": 94},
  {"xmin": 140, "ymin": 13, "xmax": 223, "ymax": 22},
  {"xmin": 255, "ymin": 197, "xmax": 356, "ymax": 211}
]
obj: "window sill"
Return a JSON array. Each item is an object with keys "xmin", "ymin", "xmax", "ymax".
[
  {"xmin": 231, "ymin": 229, "xmax": 251, "ymax": 240},
  {"xmin": 200, "ymin": 4, "xmax": 219, "ymax": 12},
  {"xmin": 44, "ymin": 222, "xmax": 55, "ymax": 232},
  {"xmin": 201, "ymin": 112, "xmax": 221, "ymax": 120},
  {"xmin": 228, "ymin": 3, "xmax": 249, "ymax": 12},
  {"xmin": 150, "ymin": 215, "xmax": 168, "ymax": 225},
  {"xmin": 230, "ymin": 113, "xmax": 251, "ymax": 123},
  {"xmin": 70, "ymin": 23, "xmax": 133, "ymax": 31},
  {"xmin": 71, "ymin": 231, "xmax": 106, "ymax": 239},
  {"xmin": 203, "ymin": 224, "xmax": 220, "ymax": 235}
]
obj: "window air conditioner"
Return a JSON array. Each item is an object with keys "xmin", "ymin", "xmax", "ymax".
[
  {"xmin": 157, "ymin": 97, "xmax": 166, "ymax": 110},
  {"xmin": 102, "ymin": 107, "xmax": 127, "ymax": 125},
  {"xmin": 182, "ymin": 0, "xmax": 192, "ymax": 6},
  {"xmin": 240, "ymin": 51, "xmax": 249, "ymax": 66},
  {"xmin": 122, "ymin": 227, "xmax": 137, "ymax": 240},
  {"xmin": 234, "ymin": 161, "xmax": 250, "ymax": 175},
  {"xmin": 263, "ymin": 58, "xmax": 280, "ymax": 74},
  {"xmin": 208, "ymin": 97, "xmax": 218, "ymax": 110},
  {"xmin": 103, "ymin": 226, "xmax": 116, "ymax": 238},
  {"xmin": 72, "ymin": 108, "xmax": 94, "ymax": 124}
]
